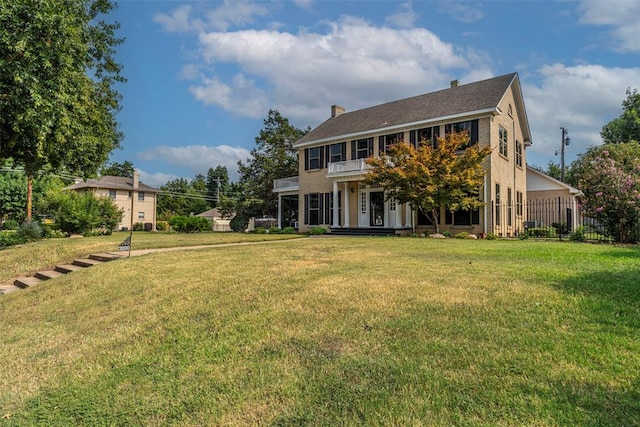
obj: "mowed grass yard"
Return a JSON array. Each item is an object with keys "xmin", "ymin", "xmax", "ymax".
[
  {"xmin": 0, "ymin": 237, "xmax": 639, "ymax": 426},
  {"xmin": 0, "ymin": 231, "xmax": 303, "ymax": 285}
]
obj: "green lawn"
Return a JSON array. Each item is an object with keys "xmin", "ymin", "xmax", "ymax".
[
  {"xmin": 0, "ymin": 231, "xmax": 303, "ymax": 284},
  {"xmin": 1, "ymin": 238, "xmax": 638, "ymax": 425}
]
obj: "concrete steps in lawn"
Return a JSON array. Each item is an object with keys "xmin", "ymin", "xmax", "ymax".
[{"xmin": 8, "ymin": 252, "xmax": 123, "ymax": 292}]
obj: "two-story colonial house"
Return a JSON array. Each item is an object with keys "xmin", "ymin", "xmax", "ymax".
[
  {"xmin": 274, "ymin": 72, "xmax": 532, "ymax": 236},
  {"xmin": 67, "ymin": 171, "xmax": 159, "ymax": 231}
]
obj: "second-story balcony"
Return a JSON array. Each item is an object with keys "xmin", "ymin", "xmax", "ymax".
[
  {"xmin": 273, "ymin": 176, "xmax": 299, "ymax": 193},
  {"xmin": 327, "ymin": 159, "xmax": 372, "ymax": 178}
]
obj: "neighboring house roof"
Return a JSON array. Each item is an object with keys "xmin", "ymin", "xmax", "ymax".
[
  {"xmin": 196, "ymin": 208, "xmax": 223, "ymax": 219},
  {"xmin": 295, "ymin": 72, "xmax": 531, "ymax": 147},
  {"xmin": 526, "ymin": 166, "xmax": 583, "ymax": 195},
  {"xmin": 66, "ymin": 175, "xmax": 159, "ymax": 193}
]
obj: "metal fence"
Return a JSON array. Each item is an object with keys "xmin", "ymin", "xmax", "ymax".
[{"xmin": 492, "ymin": 198, "xmax": 617, "ymax": 241}]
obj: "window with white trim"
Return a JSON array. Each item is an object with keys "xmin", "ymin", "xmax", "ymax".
[{"xmin": 499, "ymin": 126, "xmax": 508, "ymax": 157}]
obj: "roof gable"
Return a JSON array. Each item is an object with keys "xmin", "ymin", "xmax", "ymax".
[
  {"xmin": 526, "ymin": 166, "xmax": 582, "ymax": 194},
  {"xmin": 295, "ymin": 73, "xmax": 519, "ymax": 146}
]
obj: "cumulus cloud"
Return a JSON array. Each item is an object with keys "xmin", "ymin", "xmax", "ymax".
[
  {"xmin": 578, "ymin": 0, "xmax": 640, "ymax": 52},
  {"xmin": 439, "ymin": 1, "xmax": 484, "ymax": 24},
  {"xmin": 523, "ymin": 64, "xmax": 640, "ymax": 166},
  {"xmin": 154, "ymin": 0, "xmax": 268, "ymax": 33},
  {"xmin": 137, "ymin": 145, "xmax": 251, "ymax": 182},
  {"xmin": 188, "ymin": 14, "xmax": 484, "ymax": 125},
  {"xmin": 137, "ymin": 170, "xmax": 181, "ymax": 189},
  {"xmin": 386, "ymin": 1, "xmax": 419, "ymax": 29}
]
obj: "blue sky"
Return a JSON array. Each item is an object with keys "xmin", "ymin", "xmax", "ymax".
[{"xmin": 109, "ymin": 0, "xmax": 640, "ymax": 187}]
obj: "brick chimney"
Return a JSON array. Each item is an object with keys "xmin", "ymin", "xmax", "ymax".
[
  {"xmin": 133, "ymin": 170, "xmax": 139, "ymax": 189},
  {"xmin": 331, "ymin": 105, "xmax": 346, "ymax": 118},
  {"xmin": 450, "ymin": 79, "xmax": 459, "ymax": 88}
]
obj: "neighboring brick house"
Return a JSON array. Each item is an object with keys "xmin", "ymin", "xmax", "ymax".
[
  {"xmin": 274, "ymin": 72, "xmax": 533, "ymax": 236},
  {"xmin": 67, "ymin": 171, "xmax": 159, "ymax": 231}
]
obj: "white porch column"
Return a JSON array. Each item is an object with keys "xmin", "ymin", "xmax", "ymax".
[
  {"xmin": 277, "ymin": 194, "xmax": 282, "ymax": 229},
  {"xmin": 405, "ymin": 202, "xmax": 411, "ymax": 228},
  {"xmin": 343, "ymin": 183, "xmax": 350, "ymax": 227},
  {"xmin": 332, "ymin": 181, "xmax": 339, "ymax": 227},
  {"xmin": 395, "ymin": 199, "xmax": 402, "ymax": 228}
]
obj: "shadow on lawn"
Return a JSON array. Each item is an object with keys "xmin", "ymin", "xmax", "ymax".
[{"xmin": 556, "ymin": 266, "xmax": 640, "ymax": 331}]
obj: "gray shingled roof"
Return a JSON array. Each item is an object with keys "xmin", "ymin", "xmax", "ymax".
[
  {"xmin": 66, "ymin": 175, "xmax": 159, "ymax": 192},
  {"xmin": 295, "ymin": 73, "xmax": 518, "ymax": 146}
]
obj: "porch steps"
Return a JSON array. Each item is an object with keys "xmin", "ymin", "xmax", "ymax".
[
  {"xmin": 330, "ymin": 227, "xmax": 402, "ymax": 237},
  {"xmin": 9, "ymin": 253, "xmax": 123, "ymax": 292}
]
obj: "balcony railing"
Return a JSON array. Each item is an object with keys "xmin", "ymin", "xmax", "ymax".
[
  {"xmin": 273, "ymin": 176, "xmax": 299, "ymax": 192},
  {"xmin": 327, "ymin": 159, "xmax": 372, "ymax": 176}
]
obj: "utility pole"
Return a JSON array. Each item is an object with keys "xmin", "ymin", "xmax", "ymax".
[{"xmin": 559, "ymin": 127, "xmax": 570, "ymax": 182}]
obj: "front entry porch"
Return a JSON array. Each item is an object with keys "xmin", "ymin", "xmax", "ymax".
[{"xmin": 329, "ymin": 181, "xmax": 412, "ymax": 233}]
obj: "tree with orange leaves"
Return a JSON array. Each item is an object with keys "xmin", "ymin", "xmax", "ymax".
[{"xmin": 364, "ymin": 132, "xmax": 491, "ymax": 233}]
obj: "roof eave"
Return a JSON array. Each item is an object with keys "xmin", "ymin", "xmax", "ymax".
[{"xmin": 293, "ymin": 107, "xmax": 500, "ymax": 148}]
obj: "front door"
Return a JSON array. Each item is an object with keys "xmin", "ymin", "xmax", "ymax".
[{"xmin": 370, "ymin": 191, "xmax": 384, "ymax": 226}]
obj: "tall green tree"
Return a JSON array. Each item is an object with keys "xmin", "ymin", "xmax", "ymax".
[
  {"xmin": 157, "ymin": 177, "xmax": 209, "ymax": 218},
  {"xmin": 0, "ymin": 0, "xmax": 125, "ymax": 220},
  {"xmin": 365, "ymin": 132, "xmax": 492, "ymax": 234},
  {"xmin": 237, "ymin": 110, "xmax": 308, "ymax": 217},
  {"xmin": 601, "ymin": 88, "xmax": 640, "ymax": 144},
  {"xmin": 101, "ymin": 160, "xmax": 134, "ymax": 178},
  {"xmin": 206, "ymin": 165, "xmax": 230, "ymax": 207}
]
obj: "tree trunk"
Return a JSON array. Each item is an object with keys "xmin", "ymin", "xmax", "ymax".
[
  {"xmin": 26, "ymin": 175, "xmax": 33, "ymax": 223},
  {"xmin": 432, "ymin": 207, "xmax": 440, "ymax": 234}
]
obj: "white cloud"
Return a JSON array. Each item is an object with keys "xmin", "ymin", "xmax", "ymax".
[
  {"xmin": 190, "ymin": 15, "xmax": 479, "ymax": 126},
  {"xmin": 154, "ymin": 0, "xmax": 268, "ymax": 33},
  {"xmin": 523, "ymin": 64, "xmax": 640, "ymax": 167},
  {"xmin": 386, "ymin": 1, "xmax": 419, "ymax": 29},
  {"xmin": 137, "ymin": 145, "xmax": 251, "ymax": 182},
  {"xmin": 578, "ymin": 0, "xmax": 640, "ymax": 52},
  {"xmin": 137, "ymin": 170, "xmax": 180, "ymax": 189},
  {"xmin": 293, "ymin": 0, "xmax": 313, "ymax": 10},
  {"xmin": 153, "ymin": 5, "xmax": 198, "ymax": 33},
  {"xmin": 439, "ymin": 1, "xmax": 484, "ymax": 24}
]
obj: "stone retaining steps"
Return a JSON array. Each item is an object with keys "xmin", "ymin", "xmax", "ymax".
[{"xmin": 1, "ymin": 252, "xmax": 122, "ymax": 295}]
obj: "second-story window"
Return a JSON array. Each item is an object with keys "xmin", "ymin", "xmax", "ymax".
[
  {"xmin": 445, "ymin": 120, "xmax": 478, "ymax": 149},
  {"xmin": 499, "ymin": 125, "xmax": 508, "ymax": 157},
  {"xmin": 378, "ymin": 132, "xmax": 403, "ymax": 154},
  {"xmin": 328, "ymin": 142, "xmax": 346, "ymax": 164},
  {"xmin": 515, "ymin": 140, "xmax": 523, "ymax": 167},
  {"xmin": 109, "ymin": 189, "xmax": 116, "ymax": 200},
  {"xmin": 351, "ymin": 137, "xmax": 373, "ymax": 160},
  {"xmin": 138, "ymin": 191, "xmax": 145, "ymax": 201},
  {"xmin": 304, "ymin": 146, "xmax": 324, "ymax": 170},
  {"xmin": 309, "ymin": 147, "xmax": 321, "ymax": 169},
  {"xmin": 410, "ymin": 127, "xmax": 439, "ymax": 148}
]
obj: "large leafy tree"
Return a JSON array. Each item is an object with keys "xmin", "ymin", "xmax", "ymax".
[
  {"xmin": 157, "ymin": 177, "xmax": 209, "ymax": 219},
  {"xmin": 601, "ymin": 88, "xmax": 640, "ymax": 144},
  {"xmin": 0, "ymin": 160, "xmax": 65, "ymax": 224},
  {"xmin": 570, "ymin": 142, "xmax": 640, "ymax": 243},
  {"xmin": 0, "ymin": 0, "xmax": 125, "ymax": 220},
  {"xmin": 206, "ymin": 165, "xmax": 230, "ymax": 207},
  {"xmin": 101, "ymin": 160, "xmax": 134, "ymax": 178},
  {"xmin": 237, "ymin": 110, "xmax": 308, "ymax": 218},
  {"xmin": 364, "ymin": 132, "xmax": 492, "ymax": 233}
]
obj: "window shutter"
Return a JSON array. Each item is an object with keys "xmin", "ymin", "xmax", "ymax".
[
  {"xmin": 471, "ymin": 120, "xmax": 479, "ymax": 145},
  {"xmin": 351, "ymin": 141, "xmax": 356, "ymax": 160},
  {"xmin": 325, "ymin": 193, "xmax": 331, "ymax": 224},
  {"xmin": 379, "ymin": 136, "xmax": 384, "ymax": 155},
  {"xmin": 409, "ymin": 130, "xmax": 416, "ymax": 147},
  {"xmin": 304, "ymin": 149, "xmax": 309, "ymax": 171},
  {"xmin": 368, "ymin": 138, "xmax": 374, "ymax": 157},
  {"xmin": 341, "ymin": 142, "xmax": 346, "ymax": 161},
  {"xmin": 444, "ymin": 124, "xmax": 452, "ymax": 136},
  {"xmin": 319, "ymin": 145, "xmax": 325, "ymax": 169},
  {"xmin": 318, "ymin": 194, "xmax": 323, "ymax": 225},
  {"xmin": 325, "ymin": 145, "xmax": 330, "ymax": 168},
  {"xmin": 304, "ymin": 194, "xmax": 309, "ymax": 224}
]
